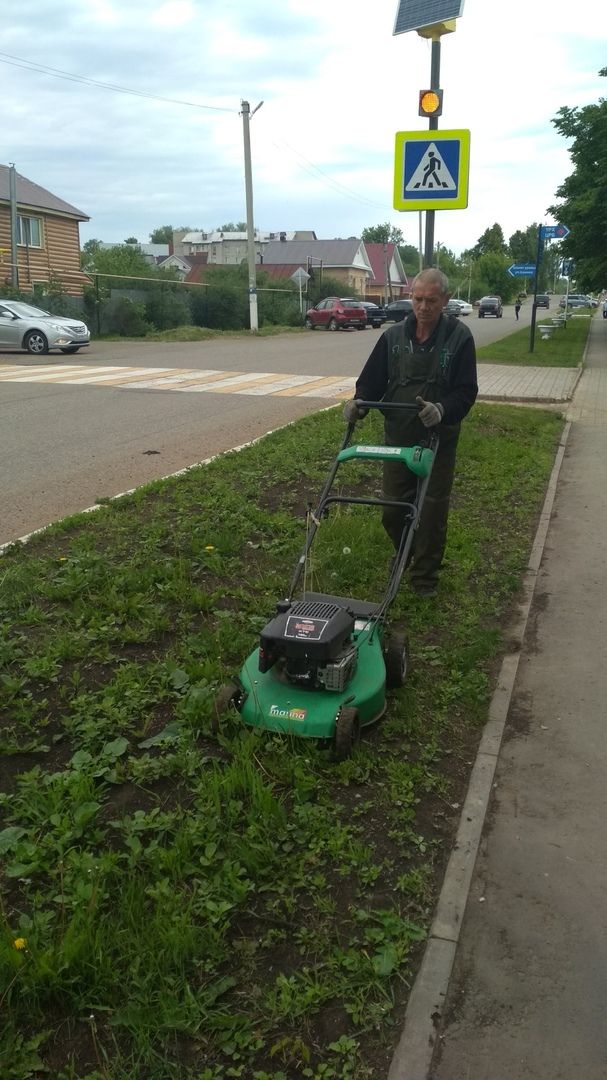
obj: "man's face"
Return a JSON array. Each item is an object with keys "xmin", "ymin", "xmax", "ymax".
[{"xmin": 411, "ymin": 280, "xmax": 448, "ymax": 333}]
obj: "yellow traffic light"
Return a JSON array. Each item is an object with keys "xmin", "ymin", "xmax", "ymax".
[{"xmin": 419, "ymin": 89, "xmax": 443, "ymax": 118}]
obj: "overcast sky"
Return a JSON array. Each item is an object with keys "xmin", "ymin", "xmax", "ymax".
[{"xmin": 3, "ymin": 0, "xmax": 605, "ymax": 256}]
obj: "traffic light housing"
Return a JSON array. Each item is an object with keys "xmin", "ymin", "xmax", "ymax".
[{"xmin": 418, "ymin": 89, "xmax": 443, "ymax": 118}]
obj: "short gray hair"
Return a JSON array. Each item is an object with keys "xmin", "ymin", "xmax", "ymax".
[{"xmin": 411, "ymin": 268, "xmax": 450, "ymax": 296}]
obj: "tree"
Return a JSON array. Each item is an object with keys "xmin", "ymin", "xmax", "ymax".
[
  {"xmin": 124, "ymin": 236, "xmax": 139, "ymax": 245},
  {"xmin": 398, "ymin": 243, "xmax": 420, "ymax": 278},
  {"xmin": 548, "ymin": 72, "xmax": 607, "ymax": 291},
  {"xmin": 150, "ymin": 225, "xmax": 173, "ymax": 244},
  {"xmin": 474, "ymin": 251, "xmax": 517, "ymax": 302},
  {"xmin": 361, "ymin": 223, "xmax": 404, "ymax": 245},
  {"xmin": 472, "ymin": 223, "xmax": 507, "ymax": 258},
  {"xmin": 508, "ymin": 224, "xmax": 539, "ymax": 264},
  {"xmin": 217, "ymin": 222, "xmax": 247, "ymax": 232},
  {"xmin": 81, "ymin": 239, "xmax": 102, "ymax": 270},
  {"xmin": 82, "ymin": 243, "xmax": 154, "ymax": 277}
]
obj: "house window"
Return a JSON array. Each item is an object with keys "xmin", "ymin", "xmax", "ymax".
[{"xmin": 18, "ymin": 216, "xmax": 43, "ymax": 248}]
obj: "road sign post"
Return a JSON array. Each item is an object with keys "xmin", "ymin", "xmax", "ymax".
[{"xmin": 529, "ymin": 223, "xmax": 569, "ymax": 353}]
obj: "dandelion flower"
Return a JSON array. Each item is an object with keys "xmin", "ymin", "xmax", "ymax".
[
  {"xmin": 204, "ymin": 545, "xmax": 215, "ymax": 552},
  {"xmin": 342, "ymin": 546, "xmax": 351, "ymax": 555},
  {"xmin": 13, "ymin": 937, "xmax": 27, "ymax": 950}
]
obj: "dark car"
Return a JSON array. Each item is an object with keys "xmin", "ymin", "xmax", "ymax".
[
  {"xmin": 304, "ymin": 297, "xmax": 367, "ymax": 331},
  {"xmin": 443, "ymin": 299, "xmax": 463, "ymax": 316},
  {"xmin": 478, "ymin": 296, "xmax": 503, "ymax": 318},
  {"xmin": 536, "ymin": 294, "xmax": 550, "ymax": 308},
  {"xmin": 385, "ymin": 299, "xmax": 413, "ymax": 322},
  {"xmin": 360, "ymin": 301, "xmax": 387, "ymax": 329}
]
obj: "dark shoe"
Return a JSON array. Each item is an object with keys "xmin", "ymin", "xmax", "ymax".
[{"xmin": 409, "ymin": 580, "xmax": 437, "ymax": 598}]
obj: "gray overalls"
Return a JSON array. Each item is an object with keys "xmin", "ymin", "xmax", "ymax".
[{"xmin": 381, "ymin": 315, "xmax": 468, "ymax": 586}]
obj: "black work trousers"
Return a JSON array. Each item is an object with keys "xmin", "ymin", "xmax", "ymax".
[{"xmin": 382, "ymin": 433, "xmax": 459, "ymax": 586}]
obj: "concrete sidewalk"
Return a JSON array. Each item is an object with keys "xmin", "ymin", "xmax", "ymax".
[
  {"xmin": 389, "ymin": 311, "xmax": 607, "ymax": 1079},
  {"xmin": 478, "ymin": 361, "xmax": 580, "ymax": 404}
]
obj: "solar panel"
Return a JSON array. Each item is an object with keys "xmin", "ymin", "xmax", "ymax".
[{"xmin": 393, "ymin": 0, "xmax": 465, "ymax": 35}]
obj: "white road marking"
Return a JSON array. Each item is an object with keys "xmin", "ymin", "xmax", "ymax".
[{"xmin": 0, "ymin": 361, "xmax": 356, "ymax": 400}]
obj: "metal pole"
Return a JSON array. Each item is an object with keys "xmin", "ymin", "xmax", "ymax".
[
  {"xmin": 9, "ymin": 163, "xmax": 19, "ymax": 289},
  {"xmin": 241, "ymin": 100, "xmax": 260, "ymax": 333},
  {"xmin": 423, "ymin": 37, "xmax": 441, "ymax": 268},
  {"xmin": 528, "ymin": 225, "xmax": 544, "ymax": 354},
  {"xmin": 418, "ymin": 212, "xmax": 423, "ymax": 273}
]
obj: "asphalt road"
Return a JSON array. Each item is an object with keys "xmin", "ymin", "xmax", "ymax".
[{"xmin": 0, "ymin": 306, "xmax": 531, "ymax": 546}]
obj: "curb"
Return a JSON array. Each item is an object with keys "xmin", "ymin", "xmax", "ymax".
[{"xmin": 387, "ymin": 417, "xmax": 572, "ymax": 1080}]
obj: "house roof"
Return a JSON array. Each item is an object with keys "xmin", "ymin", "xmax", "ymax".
[
  {"xmin": 363, "ymin": 242, "xmax": 408, "ymax": 287},
  {"xmin": 262, "ymin": 239, "xmax": 371, "ymax": 273},
  {"xmin": 257, "ymin": 264, "xmax": 304, "ymax": 281},
  {"xmin": 0, "ymin": 164, "xmax": 89, "ymax": 221},
  {"xmin": 181, "ymin": 230, "xmax": 316, "ymax": 245},
  {"xmin": 184, "ymin": 255, "xmax": 210, "ymax": 284}
]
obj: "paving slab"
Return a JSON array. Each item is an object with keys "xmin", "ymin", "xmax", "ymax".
[
  {"xmin": 477, "ymin": 363, "xmax": 580, "ymax": 403},
  {"xmin": 388, "ymin": 313, "xmax": 606, "ymax": 1079}
]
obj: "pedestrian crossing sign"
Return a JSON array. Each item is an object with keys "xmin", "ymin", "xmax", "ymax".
[{"xmin": 393, "ymin": 129, "xmax": 470, "ymax": 211}]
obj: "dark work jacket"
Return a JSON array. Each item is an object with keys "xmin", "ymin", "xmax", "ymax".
[{"xmin": 354, "ymin": 312, "xmax": 478, "ymax": 427}]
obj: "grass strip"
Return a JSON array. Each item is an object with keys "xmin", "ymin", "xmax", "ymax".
[
  {"xmin": 0, "ymin": 402, "xmax": 563, "ymax": 1079},
  {"xmin": 476, "ymin": 310, "xmax": 591, "ymax": 366}
]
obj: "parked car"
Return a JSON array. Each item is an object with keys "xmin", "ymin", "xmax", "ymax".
[
  {"xmin": 559, "ymin": 295, "xmax": 591, "ymax": 309},
  {"xmin": 359, "ymin": 301, "xmax": 387, "ymax": 329},
  {"xmin": 443, "ymin": 300, "xmax": 463, "ymax": 316},
  {"xmin": 536, "ymin": 294, "xmax": 550, "ymax": 308},
  {"xmin": 384, "ymin": 299, "xmax": 413, "ymax": 322},
  {"xmin": 449, "ymin": 299, "xmax": 473, "ymax": 316},
  {"xmin": 304, "ymin": 297, "xmax": 367, "ymax": 331},
  {"xmin": 478, "ymin": 296, "xmax": 503, "ymax": 318},
  {"xmin": 603, "ymin": 299, "xmax": 607, "ymax": 319},
  {"xmin": 0, "ymin": 300, "xmax": 91, "ymax": 355}
]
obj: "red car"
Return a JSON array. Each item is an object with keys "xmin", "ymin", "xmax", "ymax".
[{"xmin": 305, "ymin": 297, "xmax": 367, "ymax": 331}]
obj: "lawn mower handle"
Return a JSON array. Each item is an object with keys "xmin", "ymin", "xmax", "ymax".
[{"xmin": 354, "ymin": 400, "xmax": 422, "ymax": 412}]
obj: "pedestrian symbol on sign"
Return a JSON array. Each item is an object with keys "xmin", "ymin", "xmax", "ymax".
[
  {"xmin": 408, "ymin": 143, "xmax": 456, "ymax": 192},
  {"xmin": 393, "ymin": 129, "xmax": 470, "ymax": 211}
]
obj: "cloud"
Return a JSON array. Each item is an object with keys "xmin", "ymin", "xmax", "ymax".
[{"xmin": 1, "ymin": 0, "xmax": 605, "ymax": 253}]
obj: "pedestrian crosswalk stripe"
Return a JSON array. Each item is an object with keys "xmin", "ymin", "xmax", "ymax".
[{"xmin": 0, "ymin": 361, "xmax": 356, "ymax": 400}]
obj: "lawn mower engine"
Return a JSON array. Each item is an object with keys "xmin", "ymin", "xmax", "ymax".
[{"xmin": 258, "ymin": 598, "xmax": 358, "ymax": 691}]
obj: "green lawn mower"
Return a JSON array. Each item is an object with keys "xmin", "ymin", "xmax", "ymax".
[{"xmin": 215, "ymin": 401, "xmax": 438, "ymax": 759}]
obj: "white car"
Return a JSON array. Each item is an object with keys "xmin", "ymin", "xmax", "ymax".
[
  {"xmin": 450, "ymin": 299, "xmax": 473, "ymax": 316},
  {"xmin": 0, "ymin": 299, "xmax": 91, "ymax": 355}
]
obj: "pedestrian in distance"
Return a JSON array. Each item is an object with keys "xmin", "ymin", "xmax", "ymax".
[
  {"xmin": 515, "ymin": 298, "xmax": 522, "ymax": 320},
  {"xmin": 343, "ymin": 268, "xmax": 478, "ymax": 598}
]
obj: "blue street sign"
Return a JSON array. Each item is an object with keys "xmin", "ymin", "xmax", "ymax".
[
  {"xmin": 540, "ymin": 223, "xmax": 570, "ymax": 240},
  {"xmin": 508, "ymin": 264, "xmax": 536, "ymax": 277}
]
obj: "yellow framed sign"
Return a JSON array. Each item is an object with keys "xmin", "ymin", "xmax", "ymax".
[{"xmin": 393, "ymin": 129, "xmax": 470, "ymax": 211}]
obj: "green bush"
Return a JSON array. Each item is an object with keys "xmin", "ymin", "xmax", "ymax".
[
  {"xmin": 108, "ymin": 297, "xmax": 151, "ymax": 337},
  {"xmin": 145, "ymin": 287, "xmax": 192, "ymax": 331}
]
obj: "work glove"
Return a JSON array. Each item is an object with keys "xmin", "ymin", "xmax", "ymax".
[
  {"xmin": 343, "ymin": 399, "xmax": 368, "ymax": 423},
  {"xmin": 416, "ymin": 396, "xmax": 444, "ymax": 428}
]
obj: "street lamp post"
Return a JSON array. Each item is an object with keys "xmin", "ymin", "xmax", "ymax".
[{"xmin": 241, "ymin": 99, "xmax": 263, "ymax": 333}]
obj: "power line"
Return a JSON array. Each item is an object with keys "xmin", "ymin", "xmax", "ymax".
[
  {"xmin": 0, "ymin": 50, "xmax": 389, "ymax": 212},
  {"xmin": 269, "ymin": 136, "xmax": 389, "ymax": 210},
  {"xmin": 0, "ymin": 51, "xmax": 236, "ymax": 113}
]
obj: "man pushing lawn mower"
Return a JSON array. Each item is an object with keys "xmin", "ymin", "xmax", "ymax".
[{"xmin": 344, "ymin": 269, "xmax": 478, "ymax": 598}]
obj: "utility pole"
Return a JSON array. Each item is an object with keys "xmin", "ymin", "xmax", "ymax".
[
  {"xmin": 241, "ymin": 100, "xmax": 263, "ymax": 333},
  {"xmin": 9, "ymin": 163, "xmax": 19, "ymax": 289}
]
